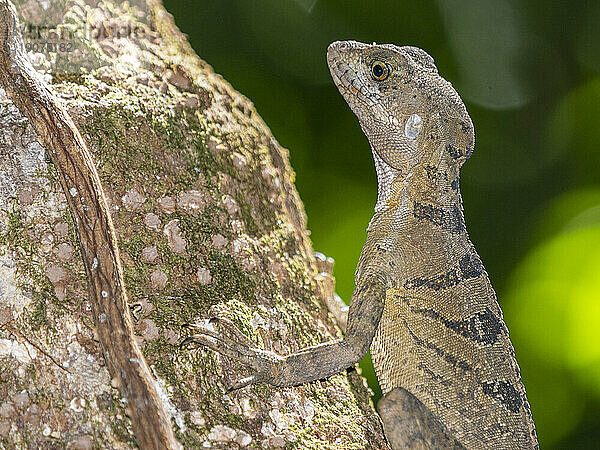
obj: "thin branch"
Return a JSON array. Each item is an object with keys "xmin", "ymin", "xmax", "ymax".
[{"xmin": 10, "ymin": 326, "xmax": 72, "ymax": 374}]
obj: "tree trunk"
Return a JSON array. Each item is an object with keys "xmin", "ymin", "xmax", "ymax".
[{"xmin": 0, "ymin": 0, "xmax": 387, "ymax": 448}]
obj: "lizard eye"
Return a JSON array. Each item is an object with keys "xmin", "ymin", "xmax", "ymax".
[
  {"xmin": 404, "ymin": 114, "xmax": 423, "ymax": 139},
  {"xmin": 370, "ymin": 61, "xmax": 390, "ymax": 81}
]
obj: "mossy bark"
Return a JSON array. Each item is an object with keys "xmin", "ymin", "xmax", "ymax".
[{"xmin": 0, "ymin": 0, "xmax": 387, "ymax": 448}]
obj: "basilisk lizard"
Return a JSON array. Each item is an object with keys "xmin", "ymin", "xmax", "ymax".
[{"xmin": 185, "ymin": 41, "xmax": 539, "ymax": 449}]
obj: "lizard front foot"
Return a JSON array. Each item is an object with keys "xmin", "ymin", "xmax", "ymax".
[{"xmin": 181, "ymin": 317, "xmax": 284, "ymax": 390}]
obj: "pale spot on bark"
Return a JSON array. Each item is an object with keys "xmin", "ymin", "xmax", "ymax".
[
  {"xmin": 190, "ymin": 411, "xmax": 205, "ymax": 426},
  {"xmin": 231, "ymin": 152, "xmax": 247, "ymax": 169},
  {"xmin": 208, "ymin": 425, "xmax": 236, "ymax": 442},
  {"xmin": 0, "ymin": 421, "xmax": 10, "ymax": 437},
  {"xmin": 235, "ymin": 431, "xmax": 252, "ymax": 447},
  {"xmin": 0, "ymin": 339, "xmax": 37, "ymax": 363},
  {"xmin": 144, "ymin": 213, "xmax": 162, "ymax": 232},
  {"xmin": 268, "ymin": 260, "xmax": 285, "ymax": 284},
  {"xmin": 0, "ymin": 402, "xmax": 15, "ymax": 418},
  {"xmin": 211, "ymin": 233, "xmax": 228, "ymax": 249},
  {"xmin": 261, "ymin": 165, "xmax": 281, "ymax": 190},
  {"xmin": 232, "ymin": 238, "xmax": 245, "ymax": 254},
  {"xmin": 163, "ymin": 219, "xmax": 186, "ymax": 254},
  {"xmin": 261, "ymin": 166, "xmax": 275, "ymax": 179},
  {"xmin": 267, "ymin": 435, "xmax": 286, "ymax": 447},
  {"xmin": 0, "ymin": 306, "xmax": 12, "ymax": 325},
  {"xmin": 69, "ymin": 397, "xmax": 85, "ymax": 413},
  {"xmin": 302, "ymin": 398, "xmax": 315, "ymax": 422},
  {"xmin": 53, "ymin": 222, "xmax": 69, "ymax": 238},
  {"xmin": 40, "ymin": 232, "xmax": 53, "ymax": 245},
  {"xmin": 45, "ymin": 265, "xmax": 66, "ymax": 283},
  {"xmin": 177, "ymin": 190, "xmax": 205, "ymax": 212},
  {"xmin": 231, "ymin": 220, "xmax": 243, "ymax": 233},
  {"xmin": 54, "ymin": 284, "xmax": 67, "ymax": 301},
  {"xmin": 141, "ymin": 245, "xmax": 159, "ymax": 264},
  {"xmin": 229, "ymin": 402, "xmax": 241, "ymax": 415},
  {"xmin": 56, "ymin": 243, "xmax": 74, "ymax": 261},
  {"xmin": 150, "ymin": 269, "xmax": 168, "ymax": 290},
  {"xmin": 208, "ymin": 136, "xmax": 227, "ymax": 154},
  {"xmin": 241, "ymin": 397, "xmax": 256, "ymax": 419},
  {"xmin": 164, "ymin": 67, "xmax": 191, "ymax": 90},
  {"xmin": 196, "ymin": 267, "xmax": 212, "ymax": 285},
  {"xmin": 24, "ymin": 403, "xmax": 40, "ymax": 426},
  {"xmin": 13, "ymin": 392, "xmax": 29, "ymax": 410},
  {"xmin": 16, "ymin": 185, "xmax": 41, "ymax": 205},
  {"xmin": 69, "ymin": 435, "xmax": 93, "ymax": 450},
  {"xmin": 270, "ymin": 392, "xmax": 284, "ymax": 409},
  {"xmin": 261, "ymin": 422, "xmax": 275, "ymax": 437},
  {"xmin": 158, "ymin": 196, "xmax": 176, "ymax": 214},
  {"xmin": 184, "ymin": 95, "xmax": 199, "ymax": 108},
  {"xmin": 138, "ymin": 297, "xmax": 156, "ymax": 314},
  {"xmin": 140, "ymin": 318, "xmax": 159, "ymax": 341},
  {"xmin": 137, "ymin": 73, "xmax": 151, "ymax": 85},
  {"xmin": 222, "ymin": 195, "xmax": 239, "ymax": 215},
  {"xmin": 163, "ymin": 328, "xmax": 179, "ymax": 344},
  {"xmin": 122, "ymin": 189, "xmax": 146, "ymax": 211}
]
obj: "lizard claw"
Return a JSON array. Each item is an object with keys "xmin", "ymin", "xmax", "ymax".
[
  {"xmin": 184, "ymin": 317, "xmax": 258, "ymax": 353},
  {"xmin": 225, "ymin": 375, "xmax": 260, "ymax": 393},
  {"xmin": 182, "ymin": 316, "xmax": 282, "ymax": 389}
]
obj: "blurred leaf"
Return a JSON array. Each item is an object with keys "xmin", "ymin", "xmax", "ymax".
[
  {"xmin": 575, "ymin": 1, "xmax": 600, "ymax": 73},
  {"xmin": 547, "ymin": 77, "xmax": 600, "ymax": 184},
  {"xmin": 436, "ymin": 0, "xmax": 533, "ymax": 109},
  {"xmin": 533, "ymin": 188, "xmax": 600, "ymax": 242},
  {"xmin": 462, "ymin": 107, "xmax": 541, "ymax": 186},
  {"xmin": 292, "ymin": 0, "xmax": 319, "ymax": 14},
  {"xmin": 504, "ymin": 216, "xmax": 600, "ymax": 446},
  {"xmin": 235, "ymin": 0, "xmax": 348, "ymax": 85},
  {"xmin": 508, "ymin": 226, "xmax": 600, "ymax": 367}
]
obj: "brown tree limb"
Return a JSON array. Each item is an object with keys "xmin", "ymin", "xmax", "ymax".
[{"xmin": 0, "ymin": 1, "xmax": 178, "ymax": 447}]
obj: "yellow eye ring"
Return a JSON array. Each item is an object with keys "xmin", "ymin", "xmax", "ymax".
[{"xmin": 371, "ymin": 61, "xmax": 390, "ymax": 81}]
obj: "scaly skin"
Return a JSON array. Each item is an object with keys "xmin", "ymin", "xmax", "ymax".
[{"xmin": 185, "ymin": 40, "xmax": 538, "ymax": 449}]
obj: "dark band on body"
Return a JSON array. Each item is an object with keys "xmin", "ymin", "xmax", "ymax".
[
  {"xmin": 481, "ymin": 380, "xmax": 523, "ymax": 413},
  {"xmin": 413, "ymin": 202, "xmax": 465, "ymax": 234},
  {"xmin": 403, "ymin": 319, "xmax": 473, "ymax": 373}
]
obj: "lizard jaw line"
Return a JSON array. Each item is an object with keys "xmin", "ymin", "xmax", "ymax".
[{"xmin": 330, "ymin": 61, "xmax": 378, "ymax": 107}]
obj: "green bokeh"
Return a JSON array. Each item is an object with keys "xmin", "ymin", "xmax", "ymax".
[
  {"xmin": 164, "ymin": 0, "xmax": 600, "ymax": 446},
  {"xmin": 504, "ymin": 203, "xmax": 600, "ymax": 447}
]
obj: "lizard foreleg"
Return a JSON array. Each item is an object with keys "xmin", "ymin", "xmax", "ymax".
[{"xmin": 183, "ymin": 271, "xmax": 385, "ymax": 389}]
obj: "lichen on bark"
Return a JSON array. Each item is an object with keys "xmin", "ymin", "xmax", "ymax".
[{"xmin": 0, "ymin": 0, "xmax": 388, "ymax": 448}]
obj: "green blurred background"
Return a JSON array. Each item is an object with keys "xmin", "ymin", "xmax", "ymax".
[{"xmin": 164, "ymin": 0, "xmax": 600, "ymax": 447}]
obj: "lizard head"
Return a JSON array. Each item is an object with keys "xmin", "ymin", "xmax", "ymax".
[{"xmin": 327, "ymin": 40, "xmax": 474, "ymax": 176}]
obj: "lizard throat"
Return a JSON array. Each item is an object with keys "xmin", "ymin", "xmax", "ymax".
[
  {"xmin": 373, "ymin": 149, "xmax": 404, "ymax": 212},
  {"xmin": 371, "ymin": 147, "xmax": 460, "ymax": 214}
]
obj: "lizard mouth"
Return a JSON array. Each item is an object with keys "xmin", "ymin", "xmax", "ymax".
[{"xmin": 327, "ymin": 42, "xmax": 379, "ymax": 107}]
